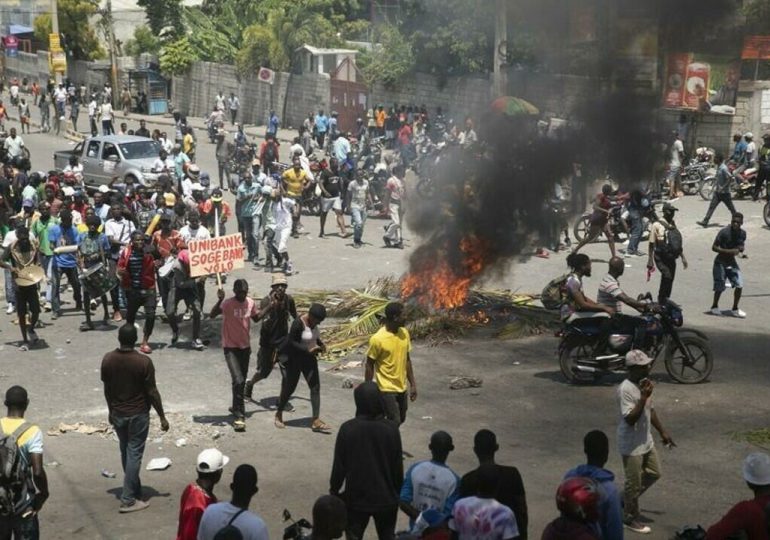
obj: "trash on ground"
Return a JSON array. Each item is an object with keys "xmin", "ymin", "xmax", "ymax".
[
  {"xmin": 449, "ymin": 376, "xmax": 483, "ymax": 390},
  {"xmin": 342, "ymin": 378, "xmax": 355, "ymax": 389},
  {"xmin": 175, "ymin": 438, "xmax": 187, "ymax": 447},
  {"xmin": 146, "ymin": 457, "xmax": 172, "ymax": 471},
  {"xmin": 101, "ymin": 469, "xmax": 116, "ymax": 478},
  {"xmin": 47, "ymin": 422, "xmax": 113, "ymax": 436}
]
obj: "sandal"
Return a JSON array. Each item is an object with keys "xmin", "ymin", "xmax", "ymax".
[
  {"xmin": 274, "ymin": 417, "xmax": 286, "ymax": 429},
  {"xmin": 311, "ymin": 420, "xmax": 332, "ymax": 433}
]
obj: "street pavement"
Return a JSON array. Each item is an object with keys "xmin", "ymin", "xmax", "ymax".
[{"xmin": 3, "ymin": 95, "xmax": 770, "ymax": 538}]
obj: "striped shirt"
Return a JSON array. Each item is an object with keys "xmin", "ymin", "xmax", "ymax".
[{"xmin": 597, "ymin": 274, "xmax": 623, "ymax": 313}]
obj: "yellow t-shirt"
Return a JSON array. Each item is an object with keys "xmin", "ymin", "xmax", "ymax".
[
  {"xmin": 0, "ymin": 417, "xmax": 43, "ymax": 460},
  {"xmin": 366, "ymin": 326, "xmax": 412, "ymax": 393},
  {"xmin": 183, "ymin": 133, "xmax": 195, "ymax": 155},
  {"xmin": 282, "ymin": 168, "xmax": 307, "ymax": 198}
]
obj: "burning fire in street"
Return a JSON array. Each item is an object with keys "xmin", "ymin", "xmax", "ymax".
[{"xmin": 401, "ymin": 236, "xmax": 491, "ymax": 309}]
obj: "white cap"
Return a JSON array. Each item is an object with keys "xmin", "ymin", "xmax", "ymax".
[
  {"xmin": 743, "ymin": 452, "xmax": 770, "ymax": 485},
  {"xmin": 196, "ymin": 448, "xmax": 229, "ymax": 473},
  {"xmin": 98, "ymin": 185, "xmax": 110, "ymax": 193},
  {"xmin": 745, "ymin": 132, "xmax": 754, "ymax": 139},
  {"xmin": 625, "ymin": 349, "xmax": 653, "ymax": 367},
  {"xmin": 62, "ymin": 186, "xmax": 75, "ymax": 197}
]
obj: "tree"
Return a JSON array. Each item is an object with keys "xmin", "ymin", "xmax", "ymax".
[
  {"xmin": 358, "ymin": 24, "xmax": 414, "ymax": 88},
  {"xmin": 159, "ymin": 37, "xmax": 199, "ymax": 77},
  {"xmin": 123, "ymin": 25, "xmax": 160, "ymax": 57},
  {"xmin": 137, "ymin": 0, "xmax": 183, "ymax": 39},
  {"xmin": 33, "ymin": 0, "xmax": 105, "ymax": 60}
]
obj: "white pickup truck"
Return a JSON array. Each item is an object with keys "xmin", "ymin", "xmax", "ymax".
[{"xmin": 53, "ymin": 135, "xmax": 163, "ymax": 187}]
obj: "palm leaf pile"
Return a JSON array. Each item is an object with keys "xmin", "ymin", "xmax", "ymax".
[{"xmin": 289, "ymin": 276, "xmax": 559, "ymax": 358}]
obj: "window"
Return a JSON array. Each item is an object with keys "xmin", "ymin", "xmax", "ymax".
[
  {"xmin": 86, "ymin": 141, "xmax": 100, "ymax": 158},
  {"xmin": 102, "ymin": 143, "xmax": 119, "ymax": 160}
]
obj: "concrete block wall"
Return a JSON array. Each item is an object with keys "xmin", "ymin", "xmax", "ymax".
[
  {"xmin": 284, "ymin": 72, "xmax": 331, "ymax": 128},
  {"xmin": 3, "ymin": 51, "xmax": 50, "ymax": 85},
  {"xmin": 171, "ymin": 61, "xmax": 289, "ymax": 127}
]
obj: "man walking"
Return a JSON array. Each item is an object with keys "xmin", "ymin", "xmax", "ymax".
[
  {"xmin": 383, "ymin": 166, "xmax": 406, "ymax": 248},
  {"xmin": 315, "ymin": 109, "xmax": 329, "ymax": 150},
  {"xmin": 48, "ymin": 210, "xmax": 83, "ymax": 320},
  {"xmin": 709, "ymin": 212, "xmax": 747, "ymax": 318},
  {"xmin": 209, "ymin": 279, "xmax": 273, "ymax": 431},
  {"xmin": 0, "ymin": 386, "xmax": 49, "ymax": 538},
  {"xmin": 647, "ymin": 203, "xmax": 687, "ymax": 304},
  {"xmin": 266, "ymin": 110, "xmax": 280, "ymax": 138},
  {"xmin": 117, "ymin": 231, "xmax": 157, "ymax": 354},
  {"xmin": 227, "ymin": 93, "xmax": 240, "ymax": 126},
  {"xmin": 617, "ymin": 350, "xmax": 674, "ymax": 534},
  {"xmin": 365, "ymin": 302, "xmax": 417, "ymax": 425},
  {"xmin": 698, "ymin": 153, "xmax": 737, "ymax": 227},
  {"xmin": 197, "ymin": 464, "xmax": 268, "ymax": 540},
  {"xmin": 176, "ymin": 448, "xmax": 229, "ymax": 540},
  {"xmin": 460, "ymin": 430, "xmax": 528, "ymax": 539},
  {"xmin": 330, "ymin": 382, "xmax": 403, "ymax": 540},
  {"xmin": 348, "ymin": 172, "xmax": 372, "ymax": 248},
  {"xmin": 101, "ymin": 324, "xmax": 169, "ymax": 513},
  {"xmin": 236, "ymin": 174, "xmax": 261, "ymax": 263}
]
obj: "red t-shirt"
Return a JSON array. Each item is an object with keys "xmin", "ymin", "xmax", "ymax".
[
  {"xmin": 706, "ymin": 494, "xmax": 770, "ymax": 540},
  {"xmin": 176, "ymin": 483, "xmax": 216, "ymax": 540},
  {"xmin": 220, "ymin": 297, "xmax": 257, "ymax": 349}
]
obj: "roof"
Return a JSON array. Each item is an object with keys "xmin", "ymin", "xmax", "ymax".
[
  {"xmin": 295, "ymin": 44, "xmax": 358, "ymax": 56},
  {"xmin": 9, "ymin": 25, "xmax": 34, "ymax": 35}
]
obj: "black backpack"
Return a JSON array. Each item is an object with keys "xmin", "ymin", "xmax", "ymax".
[
  {"xmin": 213, "ymin": 509, "xmax": 245, "ymax": 540},
  {"xmin": 0, "ymin": 422, "xmax": 35, "ymax": 516},
  {"xmin": 657, "ymin": 224, "xmax": 683, "ymax": 258}
]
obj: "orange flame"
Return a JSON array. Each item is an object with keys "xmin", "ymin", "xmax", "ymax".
[{"xmin": 401, "ymin": 236, "xmax": 490, "ymax": 309}]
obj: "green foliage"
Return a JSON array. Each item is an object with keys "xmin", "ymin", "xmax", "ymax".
[
  {"xmin": 159, "ymin": 37, "xmax": 199, "ymax": 77},
  {"xmin": 236, "ymin": 24, "xmax": 280, "ymax": 75},
  {"xmin": 183, "ymin": 7, "xmax": 238, "ymax": 63},
  {"xmin": 123, "ymin": 25, "xmax": 160, "ymax": 57},
  {"xmin": 33, "ymin": 0, "xmax": 105, "ymax": 60},
  {"xmin": 138, "ymin": 0, "xmax": 183, "ymax": 38},
  {"xmin": 358, "ymin": 25, "xmax": 414, "ymax": 89},
  {"xmin": 743, "ymin": 0, "xmax": 770, "ymax": 30}
]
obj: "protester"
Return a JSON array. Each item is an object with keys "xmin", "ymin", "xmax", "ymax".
[
  {"xmin": 49, "ymin": 209, "xmax": 83, "ymax": 320},
  {"xmin": 564, "ymin": 431, "xmax": 622, "ymax": 540},
  {"xmin": 706, "ymin": 452, "xmax": 770, "ymax": 539},
  {"xmin": 330, "ymin": 382, "xmax": 403, "ymax": 540},
  {"xmin": 382, "ymin": 166, "xmax": 405, "ymax": 248},
  {"xmin": 176, "ymin": 448, "xmax": 229, "ymax": 540},
  {"xmin": 197, "ymin": 464, "xmax": 269, "ymax": 540},
  {"xmin": 281, "ymin": 157, "xmax": 308, "ymax": 238},
  {"xmin": 561, "ymin": 253, "xmax": 614, "ymax": 325},
  {"xmin": 117, "ymin": 230, "xmax": 157, "ymax": 354},
  {"xmin": 365, "ymin": 301, "xmax": 417, "ymax": 425},
  {"xmin": 347, "ymin": 172, "xmax": 372, "ymax": 248},
  {"xmin": 209, "ymin": 279, "xmax": 273, "ymax": 431},
  {"xmin": 0, "ymin": 226, "xmax": 43, "ymax": 350},
  {"xmin": 0, "ymin": 386, "xmax": 49, "ymax": 538},
  {"xmin": 244, "ymin": 274, "xmax": 297, "ymax": 403},
  {"xmin": 76, "ymin": 214, "xmax": 112, "ymax": 330},
  {"xmin": 227, "ymin": 93, "xmax": 240, "ymax": 126},
  {"xmin": 617, "ymin": 350, "xmax": 674, "ymax": 534},
  {"xmin": 541, "ymin": 477, "xmax": 601, "ymax": 540},
  {"xmin": 450, "ymin": 464, "xmax": 519, "ymax": 540},
  {"xmin": 166, "ymin": 249, "xmax": 205, "ymax": 350},
  {"xmin": 400, "ymin": 431, "xmax": 460, "ymax": 527},
  {"xmin": 667, "ymin": 130, "xmax": 684, "ymax": 199},
  {"xmin": 101, "ymin": 324, "xmax": 169, "ymax": 513},
  {"xmin": 697, "ymin": 153, "xmax": 737, "ymax": 228},
  {"xmin": 275, "ymin": 303, "xmax": 330, "ymax": 432},
  {"xmin": 709, "ymin": 212, "xmax": 746, "ymax": 318},
  {"xmin": 647, "ymin": 202, "xmax": 688, "ymax": 304},
  {"xmin": 311, "ymin": 495, "xmax": 347, "ymax": 540},
  {"xmin": 460, "ymin": 429, "xmax": 528, "ymax": 539},
  {"xmin": 318, "ymin": 157, "xmax": 347, "ymax": 238}
]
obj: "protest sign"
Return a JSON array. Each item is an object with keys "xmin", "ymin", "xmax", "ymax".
[{"xmin": 188, "ymin": 234, "xmax": 244, "ymax": 277}]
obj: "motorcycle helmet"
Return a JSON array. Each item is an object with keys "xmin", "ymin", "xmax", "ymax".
[
  {"xmin": 187, "ymin": 164, "xmax": 200, "ymax": 178},
  {"xmin": 555, "ymin": 477, "xmax": 600, "ymax": 522}
]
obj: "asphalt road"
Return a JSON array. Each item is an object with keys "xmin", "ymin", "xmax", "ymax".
[{"xmin": 2, "ymin": 109, "xmax": 770, "ymax": 539}]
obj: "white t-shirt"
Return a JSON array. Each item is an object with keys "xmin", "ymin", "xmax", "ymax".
[
  {"xmin": 273, "ymin": 198, "xmax": 294, "ymax": 230},
  {"xmin": 180, "ymin": 225, "xmax": 211, "ymax": 243},
  {"xmin": 104, "ymin": 218, "xmax": 136, "ymax": 246},
  {"xmin": 4, "ymin": 136, "xmax": 24, "ymax": 158},
  {"xmin": 53, "ymin": 87, "xmax": 67, "ymax": 103},
  {"xmin": 100, "ymin": 103, "xmax": 113, "ymax": 121},
  {"xmin": 349, "ymin": 180, "xmax": 369, "ymax": 210},
  {"xmin": 670, "ymin": 139, "xmax": 684, "ymax": 168},
  {"xmin": 450, "ymin": 496, "xmax": 519, "ymax": 540},
  {"xmin": 197, "ymin": 502, "xmax": 269, "ymax": 540},
  {"xmin": 88, "ymin": 101, "xmax": 98, "ymax": 117},
  {"xmin": 746, "ymin": 141, "xmax": 757, "ymax": 162},
  {"xmin": 617, "ymin": 378, "xmax": 653, "ymax": 456}
]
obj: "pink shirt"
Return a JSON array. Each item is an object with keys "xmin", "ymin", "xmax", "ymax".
[{"xmin": 220, "ymin": 297, "xmax": 257, "ymax": 349}]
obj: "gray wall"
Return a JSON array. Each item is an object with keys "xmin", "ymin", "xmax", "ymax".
[
  {"xmin": 284, "ymin": 72, "xmax": 331, "ymax": 128},
  {"xmin": 3, "ymin": 51, "xmax": 50, "ymax": 85}
]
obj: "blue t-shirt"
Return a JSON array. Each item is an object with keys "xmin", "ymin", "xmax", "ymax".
[
  {"xmin": 400, "ymin": 460, "xmax": 461, "ymax": 526},
  {"xmin": 315, "ymin": 114, "xmax": 329, "ymax": 133},
  {"xmin": 49, "ymin": 224, "xmax": 79, "ymax": 268}
]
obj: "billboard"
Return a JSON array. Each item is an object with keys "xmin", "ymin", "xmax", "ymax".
[{"xmin": 662, "ymin": 52, "xmax": 740, "ymax": 115}]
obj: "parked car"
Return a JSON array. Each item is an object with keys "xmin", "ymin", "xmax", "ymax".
[{"xmin": 53, "ymin": 135, "xmax": 162, "ymax": 188}]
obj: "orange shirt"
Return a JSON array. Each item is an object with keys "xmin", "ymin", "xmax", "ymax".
[{"xmin": 376, "ymin": 110, "xmax": 386, "ymax": 128}]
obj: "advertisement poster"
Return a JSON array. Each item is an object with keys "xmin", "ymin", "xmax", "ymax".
[
  {"xmin": 662, "ymin": 52, "xmax": 740, "ymax": 115},
  {"xmin": 742, "ymin": 36, "xmax": 770, "ymax": 59},
  {"xmin": 2, "ymin": 36, "xmax": 18, "ymax": 58}
]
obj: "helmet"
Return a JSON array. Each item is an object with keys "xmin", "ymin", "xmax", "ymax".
[
  {"xmin": 555, "ymin": 477, "xmax": 600, "ymax": 522},
  {"xmin": 745, "ymin": 132, "xmax": 754, "ymax": 140},
  {"xmin": 187, "ymin": 164, "xmax": 200, "ymax": 177}
]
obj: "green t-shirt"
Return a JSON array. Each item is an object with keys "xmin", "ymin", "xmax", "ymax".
[{"xmin": 31, "ymin": 217, "xmax": 59, "ymax": 256}]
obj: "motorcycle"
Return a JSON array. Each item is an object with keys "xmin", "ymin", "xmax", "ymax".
[
  {"xmin": 558, "ymin": 299, "xmax": 713, "ymax": 384},
  {"xmin": 763, "ymin": 199, "xmax": 770, "ymax": 227},
  {"xmin": 414, "ymin": 139, "xmax": 446, "ymax": 198},
  {"xmin": 698, "ymin": 167, "xmax": 764, "ymax": 200},
  {"xmin": 226, "ymin": 143, "xmax": 257, "ymax": 179},
  {"xmin": 572, "ymin": 202, "xmax": 654, "ymax": 244},
  {"xmin": 282, "ymin": 509, "xmax": 312, "ymax": 540},
  {"xmin": 679, "ymin": 160, "xmax": 712, "ymax": 195}
]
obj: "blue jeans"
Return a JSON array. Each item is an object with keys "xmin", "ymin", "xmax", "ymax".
[
  {"xmin": 350, "ymin": 207, "xmax": 367, "ymax": 243},
  {"xmin": 111, "ymin": 412, "xmax": 150, "ymax": 505},
  {"xmin": 627, "ymin": 209, "xmax": 643, "ymax": 253},
  {"xmin": 4, "ymin": 269, "xmax": 16, "ymax": 306},
  {"xmin": 0, "ymin": 513, "xmax": 39, "ymax": 540}
]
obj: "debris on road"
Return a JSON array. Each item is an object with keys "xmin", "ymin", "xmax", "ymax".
[
  {"xmin": 146, "ymin": 457, "xmax": 172, "ymax": 471},
  {"xmin": 101, "ymin": 469, "xmax": 116, "ymax": 478},
  {"xmin": 47, "ymin": 422, "xmax": 113, "ymax": 437},
  {"xmin": 327, "ymin": 360, "xmax": 362, "ymax": 372},
  {"xmin": 175, "ymin": 438, "xmax": 187, "ymax": 447},
  {"xmin": 449, "ymin": 376, "xmax": 483, "ymax": 390},
  {"xmin": 341, "ymin": 378, "xmax": 356, "ymax": 389}
]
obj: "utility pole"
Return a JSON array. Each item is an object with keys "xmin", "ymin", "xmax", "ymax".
[
  {"xmin": 493, "ymin": 0, "xmax": 508, "ymax": 98},
  {"xmin": 50, "ymin": 0, "xmax": 62, "ymax": 84},
  {"xmin": 104, "ymin": 0, "xmax": 120, "ymax": 108}
]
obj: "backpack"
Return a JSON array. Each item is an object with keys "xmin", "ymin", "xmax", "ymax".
[
  {"xmin": 264, "ymin": 142, "xmax": 277, "ymax": 163},
  {"xmin": 541, "ymin": 273, "xmax": 570, "ymax": 310},
  {"xmin": 0, "ymin": 422, "xmax": 34, "ymax": 516},
  {"xmin": 213, "ymin": 508, "xmax": 246, "ymax": 540},
  {"xmin": 657, "ymin": 224, "xmax": 683, "ymax": 258}
]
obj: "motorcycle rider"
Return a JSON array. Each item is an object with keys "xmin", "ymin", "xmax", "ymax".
[
  {"xmin": 597, "ymin": 257, "xmax": 653, "ymax": 349},
  {"xmin": 754, "ymin": 133, "xmax": 770, "ymax": 201},
  {"xmin": 561, "ymin": 253, "xmax": 614, "ymax": 326}
]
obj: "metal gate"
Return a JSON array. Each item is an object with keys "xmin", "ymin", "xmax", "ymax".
[{"xmin": 330, "ymin": 58, "xmax": 367, "ymax": 134}]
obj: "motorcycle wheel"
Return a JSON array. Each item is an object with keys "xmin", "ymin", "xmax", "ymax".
[
  {"xmin": 572, "ymin": 214, "xmax": 591, "ymax": 242},
  {"xmin": 416, "ymin": 177, "xmax": 435, "ymax": 198},
  {"xmin": 763, "ymin": 202, "xmax": 770, "ymax": 227},
  {"xmin": 682, "ymin": 175, "xmax": 699, "ymax": 195},
  {"xmin": 698, "ymin": 177, "xmax": 715, "ymax": 201},
  {"xmin": 664, "ymin": 334, "xmax": 713, "ymax": 384},
  {"xmin": 559, "ymin": 342, "xmax": 599, "ymax": 384}
]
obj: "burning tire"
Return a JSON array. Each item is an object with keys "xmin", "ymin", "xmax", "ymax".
[{"xmin": 559, "ymin": 342, "xmax": 598, "ymax": 384}]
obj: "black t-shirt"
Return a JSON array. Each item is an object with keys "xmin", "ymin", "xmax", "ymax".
[
  {"xmin": 460, "ymin": 464, "xmax": 528, "ymax": 537},
  {"xmin": 100, "ymin": 348, "xmax": 155, "ymax": 416},
  {"xmin": 714, "ymin": 226, "xmax": 746, "ymax": 266},
  {"xmin": 320, "ymin": 169, "xmax": 342, "ymax": 198},
  {"xmin": 259, "ymin": 293, "xmax": 297, "ymax": 347}
]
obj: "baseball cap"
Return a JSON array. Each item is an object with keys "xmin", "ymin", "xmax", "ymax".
[
  {"xmin": 625, "ymin": 349, "xmax": 653, "ymax": 367},
  {"xmin": 164, "ymin": 193, "xmax": 177, "ymax": 206},
  {"xmin": 22, "ymin": 198, "xmax": 34, "ymax": 208},
  {"xmin": 62, "ymin": 186, "xmax": 75, "ymax": 197},
  {"xmin": 271, "ymin": 274, "xmax": 288, "ymax": 287},
  {"xmin": 743, "ymin": 452, "xmax": 770, "ymax": 485},
  {"xmin": 98, "ymin": 184, "xmax": 110, "ymax": 193},
  {"xmin": 662, "ymin": 202, "xmax": 678, "ymax": 213},
  {"xmin": 196, "ymin": 448, "xmax": 229, "ymax": 473}
]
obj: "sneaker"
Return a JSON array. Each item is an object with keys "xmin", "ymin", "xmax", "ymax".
[
  {"xmin": 6, "ymin": 304, "xmax": 14, "ymax": 315},
  {"xmin": 44, "ymin": 302, "xmax": 51, "ymax": 313},
  {"xmin": 624, "ymin": 521, "xmax": 651, "ymax": 534},
  {"xmin": 119, "ymin": 500, "xmax": 150, "ymax": 514},
  {"xmin": 89, "ymin": 299, "xmax": 97, "ymax": 310},
  {"xmin": 731, "ymin": 308, "xmax": 747, "ymax": 318},
  {"xmin": 383, "ymin": 236, "xmax": 392, "ymax": 247},
  {"xmin": 51, "ymin": 311, "xmax": 62, "ymax": 320},
  {"xmin": 182, "ymin": 310, "xmax": 192, "ymax": 321},
  {"xmin": 192, "ymin": 339, "xmax": 205, "ymax": 350},
  {"xmin": 80, "ymin": 322, "xmax": 95, "ymax": 332},
  {"xmin": 285, "ymin": 262, "xmax": 293, "ymax": 276},
  {"xmin": 696, "ymin": 220, "xmax": 709, "ymax": 227},
  {"xmin": 353, "ymin": 242, "xmax": 362, "ymax": 249},
  {"xmin": 709, "ymin": 307, "xmax": 721, "ymax": 316},
  {"xmin": 264, "ymin": 265, "xmax": 273, "ymax": 273}
]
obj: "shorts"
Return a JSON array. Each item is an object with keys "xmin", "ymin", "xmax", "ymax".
[
  {"xmin": 713, "ymin": 263, "xmax": 743, "ymax": 292},
  {"xmin": 276, "ymin": 227, "xmax": 291, "ymax": 253},
  {"xmin": 321, "ymin": 196, "xmax": 342, "ymax": 212}
]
